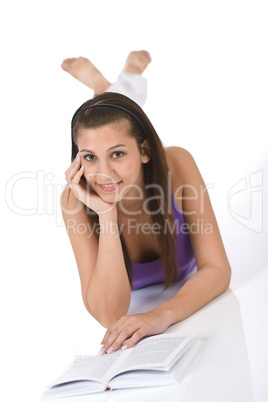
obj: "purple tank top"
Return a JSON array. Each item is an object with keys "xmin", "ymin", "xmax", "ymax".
[{"xmin": 131, "ymin": 192, "xmax": 196, "ymax": 290}]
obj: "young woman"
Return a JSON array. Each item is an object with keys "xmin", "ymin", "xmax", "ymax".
[{"xmin": 60, "ymin": 51, "xmax": 231, "ymax": 356}]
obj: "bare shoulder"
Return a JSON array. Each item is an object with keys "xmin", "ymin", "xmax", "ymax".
[
  {"xmin": 165, "ymin": 146, "xmax": 195, "ymax": 167},
  {"xmin": 164, "ymin": 145, "xmax": 192, "ymax": 159},
  {"xmin": 164, "ymin": 146, "xmax": 198, "ymax": 184}
]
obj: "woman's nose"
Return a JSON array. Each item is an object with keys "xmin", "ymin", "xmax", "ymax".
[{"xmin": 95, "ymin": 159, "xmax": 116, "ymax": 181}]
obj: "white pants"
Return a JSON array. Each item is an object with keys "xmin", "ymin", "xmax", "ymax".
[{"xmin": 106, "ymin": 72, "xmax": 148, "ymax": 108}]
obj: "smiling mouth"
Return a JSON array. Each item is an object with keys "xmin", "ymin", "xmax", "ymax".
[{"xmin": 97, "ymin": 181, "xmax": 122, "ymax": 192}]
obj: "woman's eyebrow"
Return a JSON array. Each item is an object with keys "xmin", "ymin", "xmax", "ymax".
[{"xmin": 80, "ymin": 144, "xmax": 126, "ymax": 153}]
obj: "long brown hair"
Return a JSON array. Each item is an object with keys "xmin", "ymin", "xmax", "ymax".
[{"xmin": 69, "ymin": 92, "xmax": 179, "ymax": 289}]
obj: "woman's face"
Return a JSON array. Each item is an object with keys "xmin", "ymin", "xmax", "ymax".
[{"xmin": 77, "ymin": 121, "xmax": 150, "ymax": 204}]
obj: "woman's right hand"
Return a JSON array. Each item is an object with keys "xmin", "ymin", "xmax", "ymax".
[{"xmin": 64, "ymin": 153, "xmax": 116, "ymax": 216}]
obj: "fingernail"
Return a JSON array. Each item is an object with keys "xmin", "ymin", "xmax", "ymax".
[
  {"xmin": 99, "ymin": 347, "xmax": 106, "ymax": 355},
  {"xmin": 76, "ymin": 154, "xmax": 80, "ymax": 162},
  {"xmin": 79, "ymin": 165, "xmax": 84, "ymax": 170},
  {"xmin": 122, "ymin": 344, "xmax": 128, "ymax": 350},
  {"xmin": 107, "ymin": 347, "xmax": 114, "ymax": 354}
]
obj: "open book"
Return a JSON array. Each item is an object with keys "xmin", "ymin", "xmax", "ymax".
[{"xmin": 42, "ymin": 333, "xmax": 203, "ymax": 400}]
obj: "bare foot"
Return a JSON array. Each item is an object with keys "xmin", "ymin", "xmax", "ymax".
[
  {"xmin": 61, "ymin": 57, "xmax": 111, "ymax": 94},
  {"xmin": 122, "ymin": 51, "xmax": 152, "ymax": 74}
]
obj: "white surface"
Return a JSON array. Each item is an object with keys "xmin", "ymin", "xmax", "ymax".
[
  {"xmin": 38, "ymin": 281, "xmax": 266, "ymax": 402},
  {"xmin": 1, "ymin": 1, "xmax": 268, "ymax": 402}
]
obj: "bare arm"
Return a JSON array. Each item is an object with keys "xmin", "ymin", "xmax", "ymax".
[
  {"xmin": 60, "ymin": 185, "xmax": 131, "ymax": 328},
  {"xmin": 86, "ymin": 209, "xmax": 131, "ymax": 327},
  {"xmin": 152, "ymin": 146, "xmax": 231, "ymax": 325}
]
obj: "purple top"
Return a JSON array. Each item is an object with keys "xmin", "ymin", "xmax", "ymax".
[{"xmin": 131, "ymin": 192, "xmax": 196, "ymax": 290}]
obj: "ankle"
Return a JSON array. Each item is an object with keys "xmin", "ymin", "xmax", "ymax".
[{"xmin": 92, "ymin": 76, "xmax": 111, "ymax": 94}]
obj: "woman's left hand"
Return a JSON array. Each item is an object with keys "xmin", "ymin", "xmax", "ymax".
[{"xmin": 99, "ymin": 310, "xmax": 172, "ymax": 355}]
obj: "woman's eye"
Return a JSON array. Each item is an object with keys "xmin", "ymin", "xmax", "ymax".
[
  {"xmin": 112, "ymin": 151, "xmax": 124, "ymax": 158},
  {"xmin": 84, "ymin": 154, "xmax": 95, "ymax": 162},
  {"xmin": 83, "ymin": 152, "xmax": 124, "ymax": 162}
]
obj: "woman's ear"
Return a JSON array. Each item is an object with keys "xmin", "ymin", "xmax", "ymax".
[{"xmin": 141, "ymin": 139, "xmax": 151, "ymax": 163}]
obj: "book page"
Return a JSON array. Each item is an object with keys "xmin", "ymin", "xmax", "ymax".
[
  {"xmin": 112, "ymin": 334, "xmax": 194, "ymax": 378},
  {"xmin": 49, "ymin": 350, "xmax": 124, "ymax": 387},
  {"xmin": 47, "ymin": 334, "xmax": 196, "ymax": 390}
]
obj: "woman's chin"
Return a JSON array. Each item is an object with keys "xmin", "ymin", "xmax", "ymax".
[{"xmin": 96, "ymin": 190, "xmax": 123, "ymax": 204}]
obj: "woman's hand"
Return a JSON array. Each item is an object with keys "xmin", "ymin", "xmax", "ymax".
[
  {"xmin": 64, "ymin": 153, "xmax": 116, "ymax": 215},
  {"xmin": 99, "ymin": 310, "xmax": 172, "ymax": 355}
]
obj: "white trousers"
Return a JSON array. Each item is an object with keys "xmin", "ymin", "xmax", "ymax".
[{"xmin": 106, "ymin": 72, "xmax": 148, "ymax": 108}]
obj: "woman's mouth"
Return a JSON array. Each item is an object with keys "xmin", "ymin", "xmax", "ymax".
[{"xmin": 97, "ymin": 181, "xmax": 122, "ymax": 192}]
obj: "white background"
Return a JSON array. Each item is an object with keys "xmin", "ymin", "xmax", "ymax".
[{"xmin": 1, "ymin": 1, "xmax": 267, "ymax": 401}]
